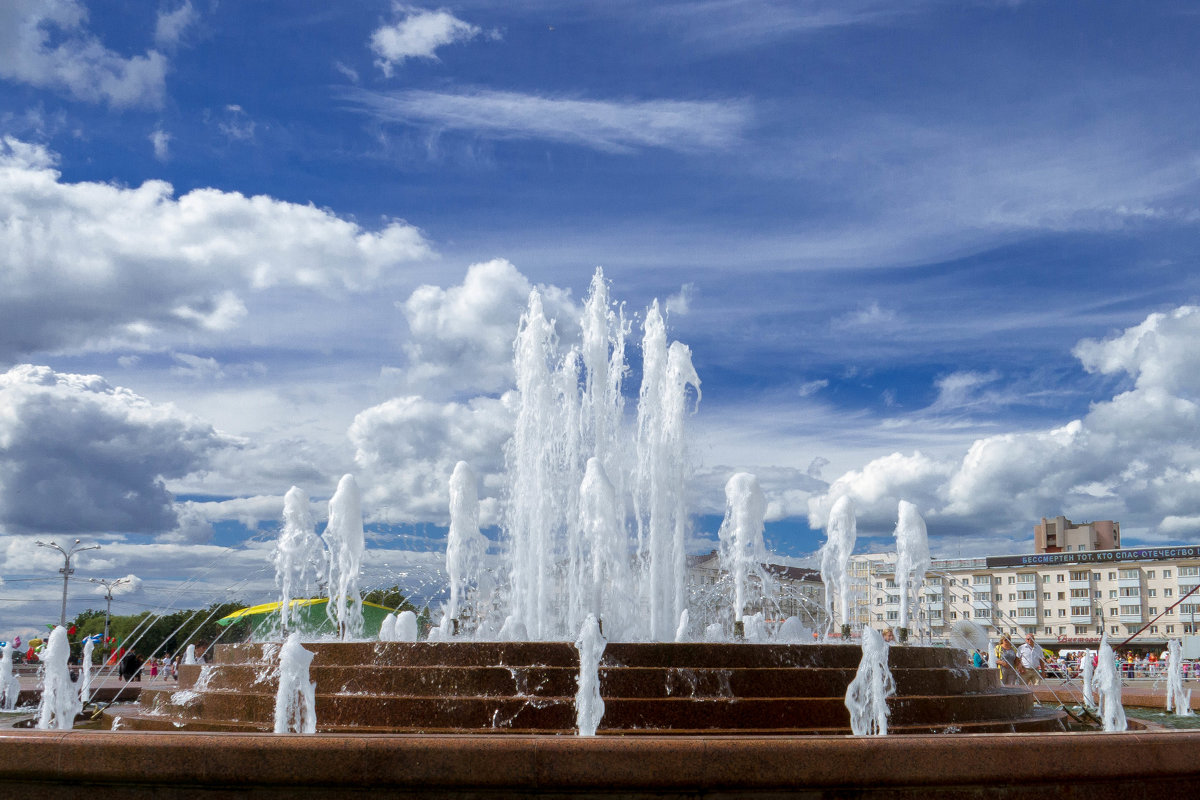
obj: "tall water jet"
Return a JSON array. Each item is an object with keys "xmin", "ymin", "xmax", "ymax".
[
  {"xmin": 1093, "ymin": 633, "xmax": 1127, "ymax": 731},
  {"xmin": 819, "ymin": 496, "xmax": 857, "ymax": 634},
  {"xmin": 273, "ymin": 633, "xmax": 317, "ymax": 734},
  {"xmin": 717, "ymin": 473, "xmax": 771, "ymax": 624},
  {"xmin": 444, "ymin": 461, "xmax": 487, "ymax": 635},
  {"xmin": 1080, "ymin": 650, "xmax": 1096, "ymax": 711},
  {"xmin": 578, "ymin": 458, "xmax": 634, "ymax": 639},
  {"xmin": 505, "ymin": 289, "xmax": 561, "ymax": 640},
  {"xmin": 1165, "ymin": 639, "xmax": 1192, "ymax": 716},
  {"xmin": 395, "ymin": 610, "xmax": 418, "ymax": 642},
  {"xmin": 274, "ymin": 486, "xmax": 323, "ymax": 632},
  {"xmin": 893, "ymin": 501, "xmax": 930, "ymax": 636},
  {"xmin": 635, "ymin": 302, "xmax": 700, "ymax": 641},
  {"xmin": 575, "ymin": 614, "xmax": 606, "ymax": 736},
  {"xmin": 844, "ymin": 627, "xmax": 895, "ymax": 736},
  {"xmin": 78, "ymin": 638, "xmax": 95, "ymax": 705},
  {"xmin": 36, "ymin": 626, "xmax": 81, "ymax": 731},
  {"xmin": 0, "ymin": 642, "xmax": 20, "ymax": 710},
  {"xmin": 184, "ymin": 644, "xmax": 197, "ymax": 665},
  {"xmin": 323, "ymin": 474, "xmax": 365, "ymax": 640}
]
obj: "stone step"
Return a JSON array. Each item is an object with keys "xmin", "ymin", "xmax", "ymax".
[{"xmin": 176, "ymin": 664, "xmax": 996, "ymax": 699}]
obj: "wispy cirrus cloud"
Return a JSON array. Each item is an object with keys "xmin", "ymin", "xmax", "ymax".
[{"xmin": 346, "ymin": 87, "xmax": 751, "ymax": 154}]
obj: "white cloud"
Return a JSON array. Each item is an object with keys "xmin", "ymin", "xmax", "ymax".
[
  {"xmin": 215, "ymin": 104, "xmax": 256, "ymax": 141},
  {"xmin": 666, "ymin": 283, "xmax": 696, "ymax": 316},
  {"xmin": 154, "ymin": 1, "xmax": 197, "ymax": 49},
  {"xmin": 0, "ymin": 365, "xmax": 233, "ymax": 535},
  {"xmin": 0, "ymin": 137, "xmax": 435, "ymax": 361},
  {"xmin": 370, "ymin": 5, "xmax": 487, "ymax": 76},
  {"xmin": 350, "ymin": 393, "xmax": 516, "ymax": 525},
  {"xmin": 90, "ymin": 573, "xmax": 142, "ymax": 597},
  {"xmin": 833, "ymin": 301, "xmax": 897, "ymax": 329},
  {"xmin": 797, "ymin": 379, "xmax": 828, "ymax": 397},
  {"xmin": 149, "ymin": 127, "xmax": 171, "ymax": 161},
  {"xmin": 0, "ymin": 0, "xmax": 168, "ymax": 108},
  {"xmin": 346, "ymin": 87, "xmax": 750, "ymax": 154},
  {"xmin": 396, "ymin": 258, "xmax": 578, "ymax": 397},
  {"xmin": 807, "ymin": 305, "xmax": 1200, "ymax": 544}
]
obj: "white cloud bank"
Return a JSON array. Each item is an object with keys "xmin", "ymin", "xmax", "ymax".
[
  {"xmin": 807, "ymin": 306, "xmax": 1200, "ymax": 543},
  {"xmin": 0, "ymin": 0, "xmax": 168, "ymax": 108},
  {"xmin": 0, "ymin": 137, "xmax": 435, "ymax": 361}
]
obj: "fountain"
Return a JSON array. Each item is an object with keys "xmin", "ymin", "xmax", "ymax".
[
  {"xmin": 1165, "ymin": 639, "xmax": 1192, "ymax": 716},
  {"xmin": 18, "ymin": 270, "xmax": 1195, "ymax": 799},
  {"xmin": 1093, "ymin": 633, "xmax": 1128, "ymax": 732},
  {"xmin": 273, "ymin": 633, "xmax": 316, "ymax": 734},
  {"xmin": 819, "ymin": 496, "xmax": 856, "ymax": 637},
  {"xmin": 893, "ymin": 501, "xmax": 930, "ymax": 641},
  {"xmin": 35, "ymin": 626, "xmax": 81, "ymax": 731}
]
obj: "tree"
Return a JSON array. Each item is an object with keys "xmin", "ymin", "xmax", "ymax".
[{"xmin": 362, "ymin": 585, "xmax": 416, "ymax": 614}]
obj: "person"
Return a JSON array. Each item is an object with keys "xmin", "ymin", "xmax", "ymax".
[
  {"xmin": 972, "ymin": 649, "xmax": 984, "ymax": 668},
  {"xmin": 149, "ymin": 658, "xmax": 158, "ymax": 680},
  {"xmin": 997, "ymin": 637, "xmax": 1019, "ymax": 686},
  {"xmin": 1017, "ymin": 634, "xmax": 1045, "ymax": 684},
  {"xmin": 881, "ymin": 628, "xmax": 896, "ymax": 643}
]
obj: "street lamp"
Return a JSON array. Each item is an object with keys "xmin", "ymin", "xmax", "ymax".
[
  {"xmin": 89, "ymin": 577, "xmax": 131, "ymax": 661},
  {"xmin": 36, "ymin": 539, "xmax": 101, "ymax": 627}
]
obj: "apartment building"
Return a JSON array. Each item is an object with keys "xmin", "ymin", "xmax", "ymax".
[{"xmin": 849, "ymin": 526, "xmax": 1200, "ymax": 651}]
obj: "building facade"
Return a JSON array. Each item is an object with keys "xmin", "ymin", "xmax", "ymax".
[{"xmin": 852, "ymin": 544, "xmax": 1200, "ymax": 651}]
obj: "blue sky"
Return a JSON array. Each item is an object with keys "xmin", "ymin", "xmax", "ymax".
[{"xmin": 3, "ymin": 1, "xmax": 1200, "ymax": 634}]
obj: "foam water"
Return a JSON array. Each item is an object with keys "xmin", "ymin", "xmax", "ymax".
[
  {"xmin": 184, "ymin": 644, "xmax": 197, "ymax": 665},
  {"xmin": 443, "ymin": 461, "xmax": 487, "ymax": 636},
  {"xmin": 845, "ymin": 627, "xmax": 895, "ymax": 736},
  {"xmin": 323, "ymin": 474, "xmax": 365, "ymax": 640},
  {"xmin": 717, "ymin": 473, "xmax": 771, "ymax": 623},
  {"xmin": 578, "ymin": 457, "xmax": 634, "ymax": 639},
  {"xmin": 273, "ymin": 632, "xmax": 317, "ymax": 734},
  {"xmin": 78, "ymin": 639, "xmax": 95, "ymax": 705},
  {"xmin": 36, "ymin": 626, "xmax": 81, "ymax": 730},
  {"xmin": 1080, "ymin": 650, "xmax": 1096, "ymax": 710},
  {"xmin": 1093, "ymin": 633, "xmax": 1127, "ymax": 731},
  {"xmin": 274, "ymin": 486, "xmax": 323, "ymax": 632},
  {"xmin": 1165, "ymin": 639, "xmax": 1192, "ymax": 716},
  {"xmin": 0, "ymin": 642, "xmax": 20, "ymax": 710},
  {"xmin": 893, "ymin": 501, "xmax": 930, "ymax": 632},
  {"xmin": 574, "ymin": 614, "xmax": 606, "ymax": 736},
  {"xmin": 819, "ymin": 496, "xmax": 857, "ymax": 633}
]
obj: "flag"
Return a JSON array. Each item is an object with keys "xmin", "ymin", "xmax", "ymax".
[{"xmin": 68, "ymin": 625, "xmax": 76, "ymax": 636}]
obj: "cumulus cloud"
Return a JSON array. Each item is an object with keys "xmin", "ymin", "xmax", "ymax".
[
  {"xmin": 0, "ymin": 365, "xmax": 233, "ymax": 535},
  {"xmin": 807, "ymin": 305, "xmax": 1200, "ymax": 544},
  {"xmin": 0, "ymin": 0, "xmax": 168, "ymax": 108},
  {"xmin": 0, "ymin": 137, "xmax": 434, "ymax": 361},
  {"xmin": 91, "ymin": 573, "xmax": 142, "ymax": 596},
  {"xmin": 346, "ymin": 87, "xmax": 750, "ymax": 154},
  {"xmin": 154, "ymin": 1, "xmax": 198, "ymax": 49},
  {"xmin": 395, "ymin": 259, "xmax": 578, "ymax": 397},
  {"xmin": 350, "ymin": 393, "xmax": 516, "ymax": 525},
  {"xmin": 370, "ymin": 5, "xmax": 489, "ymax": 76}
]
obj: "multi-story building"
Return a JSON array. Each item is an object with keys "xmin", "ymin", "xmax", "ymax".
[
  {"xmin": 1034, "ymin": 516, "xmax": 1120, "ymax": 553},
  {"xmin": 687, "ymin": 550, "xmax": 826, "ymax": 629},
  {"xmin": 849, "ymin": 519, "xmax": 1200, "ymax": 653}
]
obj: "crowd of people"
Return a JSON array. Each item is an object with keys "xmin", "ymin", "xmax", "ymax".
[
  {"xmin": 974, "ymin": 638, "xmax": 1199, "ymax": 684},
  {"xmin": 116, "ymin": 645, "xmax": 210, "ymax": 683}
]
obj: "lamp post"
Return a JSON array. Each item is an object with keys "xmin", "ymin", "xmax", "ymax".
[
  {"xmin": 89, "ymin": 577, "xmax": 131, "ymax": 661},
  {"xmin": 36, "ymin": 539, "xmax": 101, "ymax": 627}
]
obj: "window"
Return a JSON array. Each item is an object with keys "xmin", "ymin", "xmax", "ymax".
[
  {"xmin": 1058, "ymin": 626, "xmax": 1066, "ymax": 634},
  {"xmin": 974, "ymin": 592, "xmax": 989, "ymax": 602},
  {"xmin": 1165, "ymin": 588, "xmax": 1174, "ymax": 597},
  {"xmin": 1017, "ymin": 574, "xmax": 1036, "ymax": 584},
  {"xmin": 1094, "ymin": 590, "xmax": 1102, "ymax": 599},
  {"xmin": 1149, "ymin": 607, "xmax": 1158, "ymax": 615},
  {"xmin": 973, "ymin": 575, "xmax": 990, "ymax": 585},
  {"xmin": 1074, "ymin": 625, "xmax": 1088, "ymax": 634},
  {"xmin": 974, "ymin": 609, "xmax": 990, "ymax": 619},
  {"xmin": 1046, "ymin": 627, "xmax": 1054, "ymax": 635},
  {"xmin": 886, "ymin": 611, "xmax": 898, "ymax": 620},
  {"xmin": 1057, "ymin": 592, "xmax": 1066, "ymax": 601},
  {"xmin": 1109, "ymin": 590, "xmax": 1118, "ymax": 599},
  {"xmin": 1092, "ymin": 573, "xmax": 1101, "ymax": 581},
  {"xmin": 928, "ymin": 577, "xmax": 943, "ymax": 585},
  {"xmin": 1108, "ymin": 572, "xmax": 1117, "ymax": 580},
  {"xmin": 1018, "ymin": 608, "xmax": 1036, "ymax": 618},
  {"xmin": 1166, "ymin": 607, "xmax": 1175, "ymax": 615},
  {"xmin": 995, "ymin": 594, "xmax": 1002, "ymax": 602},
  {"xmin": 1070, "ymin": 588, "xmax": 1089, "ymax": 598},
  {"xmin": 1070, "ymin": 571, "xmax": 1089, "ymax": 581},
  {"xmin": 1119, "ymin": 587, "xmax": 1140, "ymax": 597},
  {"xmin": 1070, "ymin": 606, "xmax": 1090, "ymax": 616},
  {"xmin": 1119, "ymin": 605, "xmax": 1140, "ymax": 615},
  {"xmin": 1163, "ymin": 570, "xmax": 1172, "ymax": 579},
  {"xmin": 949, "ymin": 611, "xmax": 957, "ymax": 620},
  {"xmin": 876, "ymin": 598, "xmax": 882, "ymax": 605},
  {"xmin": 1007, "ymin": 576, "xmax": 1015, "ymax": 584},
  {"xmin": 1150, "ymin": 626, "xmax": 1159, "ymax": 634},
  {"xmin": 1148, "ymin": 588, "xmax": 1157, "ymax": 597},
  {"xmin": 1147, "ymin": 570, "xmax": 1156, "ymax": 579},
  {"xmin": 1056, "ymin": 574, "xmax": 1065, "ymax": 583},
  {"xmin": 1119, "ymin": 569, "xmax": 1139, "ymax": 580},
  {"xmin": 1167, "ymin": 625, "xmax": 1174, "ymax": 634},
  {"xmin": 929, "ymin": 609, "xmax": 942, "ymax": 619},
  {"xmin": 1180, "ymin": 566, "xmax": 1200, "ymax": 577},
  {"xmin": 1182, "ymin": 603, "xmax": 1200, "ymax": 615},
  {"xmin": 1043, "ymin": 575, "xmax": 1051, "ymax": 584},
  {"xmin": 1043, "ymin": 592, "xmax": 1051, "ymax": 600},
  {"xmin": 1018, "ymin": 590, "xmax": 1037, "ymax": 600},
  {"xmin": 1058, "ymin": 609, "xmax": 1066, "ymax": 617},
  {"xmin": 886, "ymin": 579, "xmax": 897, "ymax": 588},
  {"xmin": 1111, "ymin": 626, "xmax": 1119, "ymax": 634},
  {"xmin": 1043, "ymin": 609, "xmax": 1052, "ymax": 618},
  {"xmin": 1008, "ymin": 593, "xmax": 1016, "ymax": 601}
]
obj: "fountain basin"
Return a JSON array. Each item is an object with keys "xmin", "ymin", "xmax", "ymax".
[{"xmin": 114, "ymin": 641, "xmax": 1064, "ymax": 735}]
